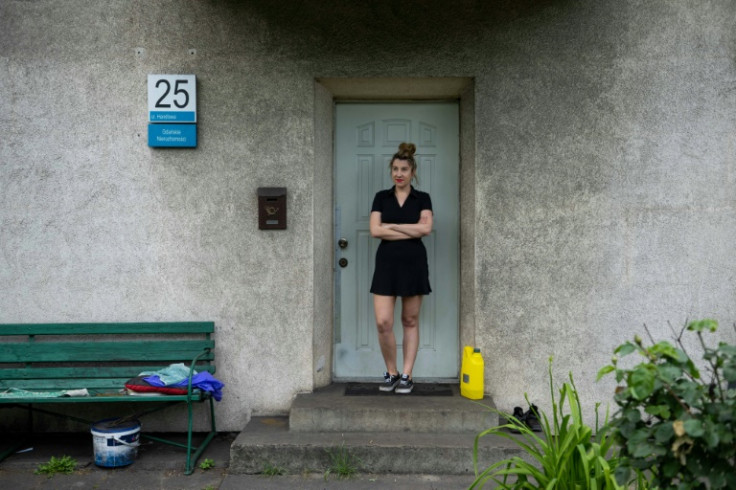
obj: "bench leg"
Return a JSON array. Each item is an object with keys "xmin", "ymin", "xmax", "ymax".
[
  {"xmin": 142, "ymin": 398, "xmax": 218, "ymax": 475},
  {"xmin": 184, "ymin": 397, "xmax": 217, "ymax": 475},
  {"xmin": 0, "ymin": 405, "xmax": 33, "ymax": 465},
  {"xmin": 0, "ymin": 438, "xmax": 28, "ymax": 465}
]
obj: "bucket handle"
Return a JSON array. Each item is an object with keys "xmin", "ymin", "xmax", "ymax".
[{"xmin": 112, "ymin": 435, "xmax": 140, "ymax": 447}]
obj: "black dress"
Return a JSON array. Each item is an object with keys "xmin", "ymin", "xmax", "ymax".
[{"xmin": 370, "ymin": 186, "xmax": 432, "ymax": 297}]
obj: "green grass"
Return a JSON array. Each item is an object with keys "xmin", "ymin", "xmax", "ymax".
[
  {"xmin": 34, "ymin": 455, "xmax": 77, "ymax": 476},
  {"xmin": 199, "ymin": 458, "xmax": 215, "ymax": 470},
  {"xmin": 324, "ymin": 443, "xmax": 360, "ymax": 479},
  {"xmin": 262, "ymin": 462, "xmax": 285, "ymax": 476}
]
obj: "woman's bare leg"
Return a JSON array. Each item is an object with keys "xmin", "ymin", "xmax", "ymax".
[
  {"xmin": 400, "ymin": 295, "xmax": 422, "ymax": 377},
  {"xmin": 374, "ymin": 294, "xmax": 398, "ymax": 375}
]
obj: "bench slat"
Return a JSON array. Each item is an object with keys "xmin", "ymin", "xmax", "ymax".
[
  {"xmin": 0, "ymin": 322, "xmax": 214, "ymax": 336},
  {"xmin": 2, "ymin": 378, "xmax": 143, "ymax": 390},
  {"xmin": 1, "ymin": 365, "xmax": 215, "ymax": 381},
  {"xmin": 0, "ymin": 393, "xmax": 205, "ymax": 404},
  {"xmin": 0, "ymin": 341, "xmax": 214, "ymax": 363}
]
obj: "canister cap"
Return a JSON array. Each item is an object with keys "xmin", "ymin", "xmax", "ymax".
[
  {"xmin": 91, "ymin": 417, "xmax": 140, "ymax": 432},
  {"xmin": 473, "ymin": 348, "xmax": 480, "ymax": 353}
]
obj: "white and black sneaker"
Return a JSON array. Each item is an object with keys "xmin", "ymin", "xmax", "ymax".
[
  {"xmin": 380, "ymin": 372, "xmax": 401, "ymax": 392},
  {"xmin": 395, "ymin": 374, "xmax": 414, "ymax": 394}
]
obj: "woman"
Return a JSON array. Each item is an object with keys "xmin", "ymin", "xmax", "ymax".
[{"xmin": 369, "ymin": 142, "xmax": 433, "ymax": 394}]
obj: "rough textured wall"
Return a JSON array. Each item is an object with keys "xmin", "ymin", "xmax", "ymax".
[
  {"xmin": 0, "ymin": 0, "xmax": 318, "ymax": 430},
  {"xmin": 475, "ymin": 1, "xmax": 736, "ymax": 411},
  {"xmin": 2, "ymin": 0, "xmax": 736, "ymax": 430}
]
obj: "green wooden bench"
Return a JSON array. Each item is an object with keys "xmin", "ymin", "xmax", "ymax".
[{"xmin": 0, "ymin": 322, "xmax": 217, "ymax": 475}]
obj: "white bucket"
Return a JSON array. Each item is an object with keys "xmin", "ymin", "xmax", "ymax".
[{"xmin": 91, "ymin": 418, "xmax": 141, "ymax": 468}]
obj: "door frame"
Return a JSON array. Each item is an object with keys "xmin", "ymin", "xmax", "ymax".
[{"xmin": 311, "ymin": 77, "xmax": 476, "ymax": 388}]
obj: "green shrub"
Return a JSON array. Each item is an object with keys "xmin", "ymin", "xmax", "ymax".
[
  {"xmin": 598, "ymin": 319, "xmax": 736, "ymax": 489},
  {"xmin": 471, "ymin": 358, "xmax": 624, "ymax": 489}
]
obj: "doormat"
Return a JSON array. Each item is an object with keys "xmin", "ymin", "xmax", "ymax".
[{"xmin": 344, "ymin": 383, "xmax": 454, "ymax": 396}]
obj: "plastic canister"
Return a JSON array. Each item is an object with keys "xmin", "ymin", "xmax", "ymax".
[
  {"xmin": 91, "ymin": 418, "xmax": 141, "ymax": 468},
  {"xmin": 461, "ymin": 346, "xmax": 484, "ymax": 400}
]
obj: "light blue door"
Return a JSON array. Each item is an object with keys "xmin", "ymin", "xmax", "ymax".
[{"xmin": 334, "ymin": 103, "xmax": 459, "ymax": 380}]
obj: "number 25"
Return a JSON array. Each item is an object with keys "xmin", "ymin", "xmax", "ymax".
[{"xmin": 155, "ymin": 79, "xmax": 189, "ymax": 109}]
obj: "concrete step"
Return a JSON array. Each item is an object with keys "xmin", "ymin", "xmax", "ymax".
[
  {"xmin": 229, "ymin": 416, "xmax": 524, "ymax": 476},
  {"xmin": 289, "ymin": 383, "xmax": 498, "ymax": 433}
]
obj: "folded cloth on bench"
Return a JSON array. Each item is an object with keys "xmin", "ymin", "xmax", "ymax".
[
  {"xmin": 0, "ymin": 387, "xmax": 90, "ymax": 398},
  {"xmin": 125, "ymin": 376, "xmax": 189, "ymax": 395},
  {"xmin": 140, "ymin": 363, "xmax": 224, "ymax": 401}
]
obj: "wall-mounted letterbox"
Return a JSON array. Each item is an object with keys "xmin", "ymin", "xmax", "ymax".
[{"xmin": 258, "ymin": 187, "xmax": 287, "ymax": 230}]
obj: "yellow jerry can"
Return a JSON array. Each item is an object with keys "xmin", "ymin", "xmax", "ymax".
[{"xmin": 461, "ymin": 346, "xmax": 484, "ymax": 400}]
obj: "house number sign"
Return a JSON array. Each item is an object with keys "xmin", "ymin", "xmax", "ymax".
[{"xmin": 147, "ymin": 74, "xmax": 197, "ymax": 148}]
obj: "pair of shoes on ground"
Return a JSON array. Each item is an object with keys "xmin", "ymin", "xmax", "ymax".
[
  {"xmin": 510, "ymin": 404, "xmax": 542, "ymax": 432},
  {"xmin": 380, "ymin": 372, "xmax": 414, "ymax": 394}
]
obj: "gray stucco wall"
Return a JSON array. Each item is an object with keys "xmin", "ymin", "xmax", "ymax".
[{"xmin": 2, "ymin": 0, "xmax": 735, "ymax": 431}]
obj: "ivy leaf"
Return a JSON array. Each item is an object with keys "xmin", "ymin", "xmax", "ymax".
[
  {"xmin": 614, "ymin": 464, "xmax": 631, "ymax": 486},
  {"xmin": 717, "ymin": 343, "xmax": 736, "ymax": 356},
  {"xmin": 624, "ymin": 407, "xmax": 642, "ymax": 423},
  {"xmin": 654, "ymin": 422, "xmax": 674, "ymax": 443},
  {"xmin": 649, "ymin": 341, "xmax": 679, "ymax": 360},
  {"xmin": 646, "ymin": 404, "xmax": 671, "ymax": 420},
  {"xmin": 615, "ymin": 342, "xmax": 637, "ymax": 357},
  {"xmin": 630, "ymin": 441, "xmax": 666, "ymax": 458},
  {"xmin": 703, "ymin": 425, "xmax": 719, "ymax": 448},
  {"xmin": 723, "ymin": 366, "xmax": 736, "ymax": 383},
  {"xmin": 683, "ymin": 419, "xmax": 704, "ymax": 438},
  {"xmin": 684, "ymin": 359, "xmax": 701, "ymax": 379},
  {"xmin": 596, "ymin": 365, "xmax": 616, "ymax": 381},
  {"xmin": 687, "ymin": 319, "xmax": 718, "ymax": 333},
  {"xmin": 662, "ymin": 459, "xmax": 680, "ymax": 478},
  {"xmin": 629, "ymin": 365, "xmax": 655, "ymax": 400},
  {"xmin": 658, "ymin": 364, "xmax": 683, "ymax": 384},
  {"xmin": 676, "ymin": 380, "xmax": 703, "ymax": 406}
]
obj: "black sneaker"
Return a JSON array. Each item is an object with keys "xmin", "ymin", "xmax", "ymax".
[
  {"xmin": 380, "ymin": 372, "xmax": 401, "ymax": 392},
  {"xmin": 509, "ymin": 406, "xmax": 526, "ymax": 432},
  {"xmin": 524, "ymin": 404, "xmax": 542, "ymax": 432},
  {"xmin": 395, "ymin": 374, "xmax": 414, "ymax": 394},
  {"xmin": 512, "ymin": 406, "xmax": 525, "ymax": 422}
]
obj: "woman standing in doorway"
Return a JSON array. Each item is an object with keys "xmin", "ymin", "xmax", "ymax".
[{"xmin": 369, "ymin": 142, "xmax": 433, "ymax": 394}]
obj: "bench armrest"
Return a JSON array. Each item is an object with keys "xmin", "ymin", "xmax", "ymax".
[{"xmin": 185, "ymin": 348, "xmax": 212, "ymax": 402}]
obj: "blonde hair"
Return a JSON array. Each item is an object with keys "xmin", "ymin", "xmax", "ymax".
[{"xmin": 390, "ymin": 142, "xmax": 418, "ymax": 184}]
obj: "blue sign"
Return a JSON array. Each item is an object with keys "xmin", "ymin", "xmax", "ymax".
[
  {"xmin": 148, "ymin": 124, "xmax": 197, "ymax": 148},
  {"xmin": 150, "ymin": 111, "xmax": 196, "ymax": 123}
]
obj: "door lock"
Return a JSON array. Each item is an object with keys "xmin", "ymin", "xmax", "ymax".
[{"xmin": 338, "ymin": 258, "xmax": 348, "ymax": 268}]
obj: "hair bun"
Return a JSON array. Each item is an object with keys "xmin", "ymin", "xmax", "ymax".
[{"xmin": 397, "ymin": 142, "xmax": 416, "ymax": 158}]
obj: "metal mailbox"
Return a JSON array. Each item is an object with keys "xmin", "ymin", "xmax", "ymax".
[{"xmin": 257, "ymin": 187, "xmax": 287, "ymax": 230}]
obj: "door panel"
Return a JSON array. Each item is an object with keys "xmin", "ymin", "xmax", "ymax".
[{"xmin": 334, "ymin": 103, "xmax": 459, "ymax": 379}]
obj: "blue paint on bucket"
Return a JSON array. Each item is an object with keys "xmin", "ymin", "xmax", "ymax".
[{"xmin": 91, "ymin": 418, "xmax": 141, "ymax": 468}]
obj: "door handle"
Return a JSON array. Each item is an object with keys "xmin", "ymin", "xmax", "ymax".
[{"xmin": 338, "ymin": 238, "xmax": 348, "ymax": 249}]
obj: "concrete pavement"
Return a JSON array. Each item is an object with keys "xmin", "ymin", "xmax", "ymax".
[{"xmin": 0, "ymin": 432, "xmax": 479, "ymax": 489}]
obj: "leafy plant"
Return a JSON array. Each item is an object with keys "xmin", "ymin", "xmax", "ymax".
[
  {"xmin": 470, "ymin": 358, "xmax": 624, "ymax": 489},
  {"xmin": 34, "ymin": 455, "xmax": 77, "ymax": 476},
  {"xmin": 598, "ymin": 319, "xmax": 736, "ymax": 489},
  {"xmin": 262, "ymin": 462, "xmax": 284, "ymax": 476},
  {"xmin": 324, "ymin": 442, "xmax": 360, "ymax": 480},
  {"xmin": 199, "ymin": 458, "xmax": 215, "ymax": 470}
]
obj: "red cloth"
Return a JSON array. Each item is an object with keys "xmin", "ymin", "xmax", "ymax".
[{"xmin": 124, "ymin": 376, "xmax": 188, "ymax": 395}]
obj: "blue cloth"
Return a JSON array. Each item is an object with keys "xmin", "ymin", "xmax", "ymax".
[{"xmin": 143, "ymin": 369, "xmax": 224, "ymax": 401}]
